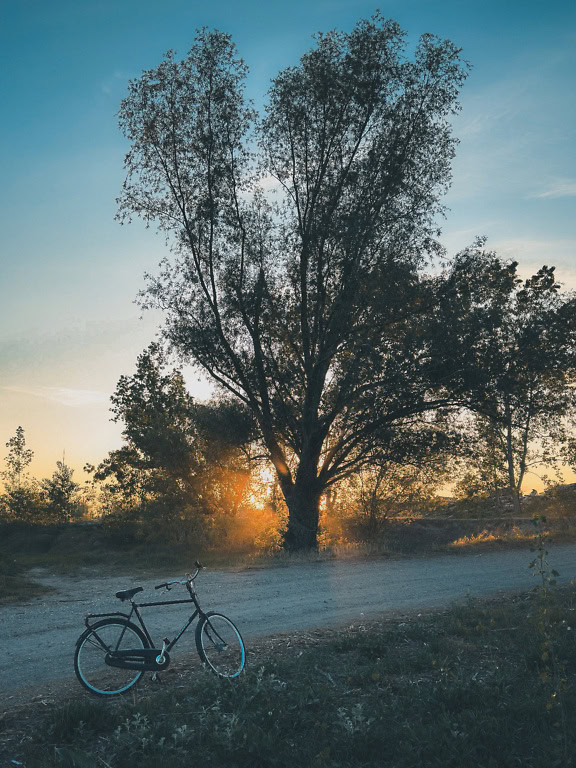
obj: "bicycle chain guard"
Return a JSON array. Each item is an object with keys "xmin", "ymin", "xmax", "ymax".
[{"xmin": 105, "ymin": 648, "xmax": 171, "ymax": 672}]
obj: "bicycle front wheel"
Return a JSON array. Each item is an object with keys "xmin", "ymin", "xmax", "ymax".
[
  {"xmin": 195, "ymin": 611, "xmax": 246, "ymax": 678},
  {"xmin": 74, "ymin": 619, "xmax": 148, "ymax": 696}
]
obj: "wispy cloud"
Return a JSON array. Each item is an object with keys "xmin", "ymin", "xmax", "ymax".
[
  {"xmin": 2, "ymin": 386, "xmax": 110, "ymax": 408},
  {"xmin": 528, "ymin": 178, "xmax": 576, "ymax": 199},
  {"xmin": 447, "ymin": 50, "xmax": 575, "ymax": 204},
  {"xmin": 456, "ymin": 95, "xmax": 523, "ymax": 139}
]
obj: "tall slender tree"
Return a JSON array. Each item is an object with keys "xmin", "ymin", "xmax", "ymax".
[
  {"xmin": 118, "ymin": 15, "xmax": 469, "ymax": 549},
  {"xmin": 2, "ymin": 426, "xmax": 33, "ymax": 490},
  {"xmin": 1, "ymin": 426, "xmax": 42, "ymax": 522}
]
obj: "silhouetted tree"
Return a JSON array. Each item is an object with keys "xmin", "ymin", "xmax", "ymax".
[
  {"xmin": 432, "ymin": 246, "xmax": 576, "ymax": 514},
  {"xmin": 117, "ymin": 16, "xmax": 469, "ymax": 549},
  {"xmin": 3, "ymin": 426, "xmax": 33, "ymax": 490},
  {"xmin": 339, "ymin": 462, "xmax": 448, "ymax": 542}
]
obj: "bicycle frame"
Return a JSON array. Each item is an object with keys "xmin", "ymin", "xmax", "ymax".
[{"xmin": 85, "ymin": 590, "xmax": 208, "ymax": 655}]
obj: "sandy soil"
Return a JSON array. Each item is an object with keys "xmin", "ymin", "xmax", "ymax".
[{"xmin": 2, "ymin": 544, "xmax": 575, "ymax": 708}]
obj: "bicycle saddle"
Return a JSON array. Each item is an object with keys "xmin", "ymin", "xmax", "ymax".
[{"xmin": 115, "ymin": 587, "xmax": 143, "ymax": 601}]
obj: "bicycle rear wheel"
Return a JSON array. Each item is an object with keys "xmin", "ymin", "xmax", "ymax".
[
  {"xmin": 195, "ymin": 611, "xmax": 245, "ymax": 678},
  {"xmin": 74, "ymin": 619, "xmax": 148, "ymax": 696}
]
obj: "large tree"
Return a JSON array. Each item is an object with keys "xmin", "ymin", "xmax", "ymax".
[{"xmin": 118, "ymin": 15, "xmax": 469, "ymax": 549}]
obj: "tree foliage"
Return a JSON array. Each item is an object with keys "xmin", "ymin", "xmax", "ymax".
[
  {"xmin": 93, "ymin": 344, "xmax": 256, "ymax": 545},
  {"xmin": 106, "ymin": 342, "xmax": 199, "ymax": 486},
  {"xmin": 41, "ymin": 461, "xmax": 81, "ymax": 523},
  {"xmin": 117, "ymin": 15, "xmax": 470, "ymax": 549},
  {"xmin": 1, "ymin": 429, "xmax": 83, "ymax": 523},
  {"xmin": 336, "ymin": 462, "xmax": 448, "ymax": 542},
  {"xmin": 0, "ymin": 427, "xmax": 43, "ymax": 522},
  {"xmin": 2, "ymin": 426, "xmax": 33, "ymax": 490},
  {"xmin": 433, "ymin": 245, "xmax": 576, "ymax": 511}
]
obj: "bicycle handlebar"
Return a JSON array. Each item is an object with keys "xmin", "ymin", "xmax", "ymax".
[{"xmin": 154, "ymin": 561, "xmax": 204, "ymax": 591}]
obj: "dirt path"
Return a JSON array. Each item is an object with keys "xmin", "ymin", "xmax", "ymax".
[{"xmin": 2, "ymin": 544, "xmax": 576, "ymax": 705}]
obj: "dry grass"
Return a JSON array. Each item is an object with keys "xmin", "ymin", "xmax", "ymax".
[
  {"xmin": 449, "ymin": 521, "xmax": 576, "ymax": 551},
  {"xmin": 450, "ymin": 525, "xmax": 535, "ymax": 549}
]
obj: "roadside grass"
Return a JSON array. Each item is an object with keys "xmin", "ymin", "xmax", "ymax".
[
  {"xmin": 449, "ymin": 525, "xmax": 536, "ymax": 550},
  {"xmin": 0, "ymin": 574, "xmax": 52, "ymax": 603},
  {"xmin": 4, "ymin": 516, "xmax": 576, "ymax": 585},
  {"xmin": 6, "ymin": 586, "xmax": 576, "ymax": 768},
  {"xmin": 11, "ymin": 531, "xmax": 576, "ymax": 577},
  {"xmin": 11, "ymin": 541, "xmax": 398, "ymax": 577},
  {"xmin": 243, "ymin": 540, "xmax": 395, "ymax": 568},
  {"xmin": 10, "ymin": 548, "xmax": 254, "ymax": 575}
]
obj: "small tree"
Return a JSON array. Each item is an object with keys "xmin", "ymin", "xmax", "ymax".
[
  {"xmin": 41, "ymin": 461, "xmax": 81, "ymax": 523},
  {"xmin": 452, "ymin": 414, "xmax": 512, "ymax": 500},
  {"xmin": 336, "ymin": 461, "xmax": 449, "ymax": 542},
  {"xmin": 94, "ymin": 345, "xmax": 256, "ymax": 544},
  {"xmin": 3, "ymin": 426, "xmax": 33, "ymax": 490},
  {"xmin": 1, "ymin": 427, "xmax": 43, "ymax": 522}
]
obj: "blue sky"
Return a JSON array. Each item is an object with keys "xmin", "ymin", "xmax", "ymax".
[{"xmin": 0, "ymin": 0, "xmax": 574, "ymax": 480}]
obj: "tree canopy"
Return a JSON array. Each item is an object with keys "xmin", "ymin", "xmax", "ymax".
[{"xmin": 41, "ymin": 461, "xmax": 81, "ymax": 523}]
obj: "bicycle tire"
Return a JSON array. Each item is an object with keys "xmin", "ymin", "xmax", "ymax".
[
  {"xmin": 195, "ymin": 611, "xmax": 246, "ymax": 678},
  {"xmin": 74, "ymin": 618, "xmax": 149, "ymax": 696}
]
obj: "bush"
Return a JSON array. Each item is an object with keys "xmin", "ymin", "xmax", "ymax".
[{"xmin": 0, "ymin": 485, "xmax": 46, "ymax": 523}]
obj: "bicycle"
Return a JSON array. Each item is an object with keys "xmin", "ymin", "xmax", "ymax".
[{"xmin": 74, "ymin": 562, "xmax": 245, "ymax": 696}]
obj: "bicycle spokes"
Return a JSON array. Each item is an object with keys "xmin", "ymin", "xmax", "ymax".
[
  {"xmin": 197, "ymin": 613, "xmax": 245, "ymax": 678},
  {"xmin": 205, "ymin": 623, "xmax": 227, "ymax": 652},
  {"xmin": 75, "ymin": 622, "xmax": 146, "ymax": 695}
]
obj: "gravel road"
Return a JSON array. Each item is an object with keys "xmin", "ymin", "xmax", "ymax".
[{"xmin": 2, "ymin": 544, "xmax": 575, "ymax": 702}]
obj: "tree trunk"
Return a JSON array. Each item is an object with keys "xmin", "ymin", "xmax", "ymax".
[
  {"xmin": 283, "ymin": 486, "xmax": 321, "ymax": 551},
  {"xmin": 504, "ymin": 402, "xmax": 522, "ymax": 517},
  {"xmin": 510, "ymin": 487, "xmax": 522, "ymax": 517},
  {"xmin": 275, "ymin": 432, "xmax": 325, "ymax": 551}
]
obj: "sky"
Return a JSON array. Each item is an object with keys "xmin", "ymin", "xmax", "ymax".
[{"xmin": 0, "ymin": 0, "xmax": 575, "ymax": 484}]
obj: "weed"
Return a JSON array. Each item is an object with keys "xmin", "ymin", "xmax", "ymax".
[{"xmin": 529, "ymin": 515, "xmax": 570, "ymax": 764}]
